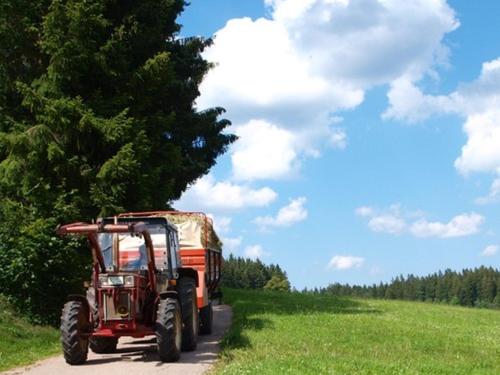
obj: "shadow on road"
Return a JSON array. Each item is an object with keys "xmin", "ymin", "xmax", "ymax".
[{"xmin": 77, "ymin": 305, "xmax": 231, "ymax": 368}]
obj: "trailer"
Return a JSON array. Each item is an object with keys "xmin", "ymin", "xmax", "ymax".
[{"xmin": 118, "ymin": 211, "xmax": 222, "ymax": 334}]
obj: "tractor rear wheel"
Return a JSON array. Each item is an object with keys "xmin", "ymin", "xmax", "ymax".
[
  {"xmin": 89, "ymin": 337, "xmax": 118, "ymax": 353},
  {"xmin": 199, "ymin": 301, "xmax": 213, "ymax": 335},
  {"xmin": 60, "ymin": 301, "xmax": 90, "ymax": 365},
  {"xmin": 156, "ymin": 298, "xmax": 182, "ymax": 362},
  {"xmin": 179, "ymin": 278, "xmax": 199, "ymax": 351}
]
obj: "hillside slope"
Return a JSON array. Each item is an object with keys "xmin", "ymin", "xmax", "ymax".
[
  {"xmin": 216, "ymin": 289, "xmax": 500, "ymax": 374},
  {"xmin": 0, "ymin": 297, "xmax": 60, "ymax": 372}
]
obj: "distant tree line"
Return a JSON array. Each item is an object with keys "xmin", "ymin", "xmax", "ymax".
[
  {"xmin": 222, "ymin": 254, "xmax": 291, "ymax": 291},
  {"xmin": 305, "ymin": 267, "xmax": 500, "ymax": 308}
]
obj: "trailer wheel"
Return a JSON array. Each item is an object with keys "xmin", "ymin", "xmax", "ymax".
[
  {"xmin": 179, "ymin": 278, "xmax": 199, "ymax": 351},
  {"xmin": 89, "ymin": 337, "xmax": 118, "ymax": 353},
  {"xmin": 60, "ymin": 301, "xmax": 89, "ymax": 365},
  {"xmin": 156, "ymin": 298, "xmax": 182, "ymax": 362},
  {"xmin": 199, "ymin": 301, "xmax": 213, "ymax": 335}
]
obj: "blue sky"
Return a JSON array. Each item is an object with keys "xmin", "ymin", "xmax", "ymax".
[{"xmin": 176, "ymin": 0, "xmax": 500, "ymax": 290}]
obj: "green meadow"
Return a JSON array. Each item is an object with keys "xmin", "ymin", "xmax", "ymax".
[
  {"xmin": 215, "ymin": 288, "xmax": 500, "ymax": 374},
  {"xmin": 0, "ymin": 297, "xmax": 60, "ymax": 372}
]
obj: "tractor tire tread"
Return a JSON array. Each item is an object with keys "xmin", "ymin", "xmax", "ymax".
[
  {"xmin": 179, "ymin": 278, "xmax": 198, "ymax": 351},
  {"xmin": 60, "ymin": 301, "xmax": 89, "ymax": 365},
  {"xmin": 156, "ymin": 298, "xmax": 181, "ymax": 362}
]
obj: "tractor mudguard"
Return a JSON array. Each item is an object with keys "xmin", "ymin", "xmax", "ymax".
[
  {"xmin": 159, "ymin": 290, "xmax": 178, "ymax": 300},
  {"xmin": 178, "ymin": 267, "xmax": 199, "ymax": 287},
  {"xmin": 66, "ymin": 294, "xmax": 91, "ymax": 316}
]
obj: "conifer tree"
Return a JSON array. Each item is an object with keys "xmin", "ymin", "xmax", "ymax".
[{"xmin": 0, "ymin": 0, "xmax": 234, "ymax": 323}]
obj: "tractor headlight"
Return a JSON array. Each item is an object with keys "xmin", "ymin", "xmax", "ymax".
[
  {"xmin": 99, "ymin": 275, "xmax": 134, "ymax": 287},
  {"xmin": 99, "ymin": 275, "xmax": 124, "ymax": 287},
  {"xmin": 124, "ymin": 275, "xmax": 134, "ymax": 287}
]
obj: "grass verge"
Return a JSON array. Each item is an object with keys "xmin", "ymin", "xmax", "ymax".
[
  {"xmin": 0, "ymin": 296, "xmax": 60, "ymax": 372},
  {"xmin": 216, "ymin": 288, "xmax": 500, "ymax": 374}
]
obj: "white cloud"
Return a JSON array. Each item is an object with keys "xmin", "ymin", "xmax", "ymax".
[
  {"xmin": 383, "ymin": 78, "xmax": 456, "ymax": 123},
  {"xmin": 368, "ymin": 214, "xmax": 407, "ymax": 234},
  {"xmin": 222, "ymin": 236, "xmax": 243, "ymax": 254},
  {"xmin": 175, "ymin": 174, "xmax": 277, "ymax": 211},
  {"xmin": 329, "ymin": 128, "xmax": 348, "ymax": 149},
  {"xmin": 207, "ymin": 214, "xmax": 232, "ymax": 234},
  {"xmin": 244, "ymin": 244, "xmax": 270, "ymax": 260},
  {"xmin": 355, "ymin": 206, "xmax": 374, "ymax": 217},
  {"xmin": 232, "ymin": 120, "xmax": 298, "ymax": 180},
  {"xmin": 358, "ymin": 204, "xmax": 407, "ymax": 235},
  {"xmin": 481, "ymin": 245, "xmax": 499, "ymax": 257},
  {"xmin": 254, "ymin": 197, "xmax": 308, "ymax": 229},
  {"xmin": 476, "ymin": 178, "xmax": 500, "ymax": 205},
  {"xmin": 385, "ymin": 57, "xmax": 500, "ymax": 192},
  {"xmin": 409, "ymin": 213, "xmax": 484, "ymax": 238},
  {"xmin": 328, "ymin": 255, "xmax": 365, "ymax": 270},
  {"xmin": 357, "ymin": 205, "xmax": 484, "ymax": 238},
  {"xmin": 454, "ymin": 110, "xmax": 500, "ymax": 176},
  {"xmin": 199, "ymin": 0, "xmax": 458, "ymax": 180}
]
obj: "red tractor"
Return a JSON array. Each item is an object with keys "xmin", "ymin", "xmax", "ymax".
[{"xmin": 57, "ymin": 212, "xmax": 222, "ymax": 365}]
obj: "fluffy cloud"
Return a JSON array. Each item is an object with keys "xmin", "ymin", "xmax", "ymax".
[
  {"xmin": 357, "ymin": 204, "xmax": 407, "ymax": 235},
  {"xmin": 357, "ymin": 205, "xmax": 484, "ymax": 238},
  {"xmin": 409, "ymin": 213, "xmax": 484, "ymax": 238},
  {"xmin": 175, "ymin": 174, "xmax": 277, "ymax": 211},
  {"xmin": 199, "ymin": 0, "xmax": 458, "ymax": 180},
  {"xmin": 455, "ymin": 110, "xmax": 500, "ymax": 176},
  {"xmin": 480, "ymin": 244, "xmax": 498, "ymax": 257},
  {"xmin": 232, "ymin": 120, "xmax": 298, "ymax": 180},
  {"xmin": 254, "ymin": 197, "xmax": 308, "ymax": 229},
  {"xmin": 476, "ymin": 178, "xmax": 500, "ymax": 205},
  {"xmin": 244, "ymin": 244, "xmax": 270, "ymax": 260},
  {"xmin": 383, "ymin": 78, "xmax": 456, "ymax": 123},
  {"xmin": 368, "ymin": 214, "xmax": 407, "ymax": 235},
  {"xmin": 355, "ymin": 206, "xmax": 374, "ymax": 217},
  {"xmin": 207, "ymin": 214, "xmax": 232, "ymax": 234},
  {"xmin": 328, "ymin": 255, "xmax": 365, "ymax": 270},
  {"xmin": 385, "ymin": 58, "xmax": 500, "ymax": 184}
]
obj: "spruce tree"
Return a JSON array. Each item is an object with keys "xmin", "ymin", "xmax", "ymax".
[{"xmin": 0, "ymin": 0, "xmax": 234, "ymax": 323}]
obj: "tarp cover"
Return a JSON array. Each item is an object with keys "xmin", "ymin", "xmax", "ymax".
[{"xmin": 161, "ymin": 213, "xmax": 222, "ymax": 252}]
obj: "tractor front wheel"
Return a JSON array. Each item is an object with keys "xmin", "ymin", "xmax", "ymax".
[
  {"xmin": 199, "ymin": 302, "xmax": 213, "ymax": 335},
  {"xmin": 156, "ymin": 298, "xmax": 182, "ymax": 362},
  {"xmin": 89, "ymin": 337, "xmax": 118, "ymax": 353},
  {"xmin": 179, "ymin": 278, "xmax": 199, "ymax": 351},
  {"xmin": 60, "ymin": 301, "xmax": 90, "ymax": 365}
]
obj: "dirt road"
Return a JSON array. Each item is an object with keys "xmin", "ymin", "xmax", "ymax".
[{"xmin": 4, "ymin": 305, "xmax": 232, "ymax": 375}]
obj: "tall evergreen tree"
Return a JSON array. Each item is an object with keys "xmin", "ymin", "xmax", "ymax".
[{"xmin": 0, "ymin": 0, "xmax": 234, "ymax": 323}]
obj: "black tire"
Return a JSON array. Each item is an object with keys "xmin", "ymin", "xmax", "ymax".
[
  {"xmin": 60, "ymin": 301, "xmax": 90, "ymax": 365},
  {"xmin": 179, "ymin": 278, "xmax": 199, "ymax": 351},
  {"xmin": 199, "ymin": 302, "xmax": 213, "ymax": 335},
  {"xmin": 156, "ymin": 298, "xmax": 182, "ymax": 362},
  {"xmin": 89, "ymin": 337, "xmax": 118, "ymax": 353}
]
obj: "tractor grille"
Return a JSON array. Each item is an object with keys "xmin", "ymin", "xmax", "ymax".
[{"xmin": 103, "ymin": 291, "xmax": 131, "ymax": 321}]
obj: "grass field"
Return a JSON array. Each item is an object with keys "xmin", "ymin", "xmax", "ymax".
[
  {"xmin": 216, "ymin": 288, "xmax": 500, "ymax": 374},
  {"xmin": 0, "ymin": 296, "xmax": 60, "ymax": 372}
]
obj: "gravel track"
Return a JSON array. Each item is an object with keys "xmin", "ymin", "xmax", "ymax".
[{"xmin": 3, "ymin": 305, "xmax": 232, "ymax": 375}]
